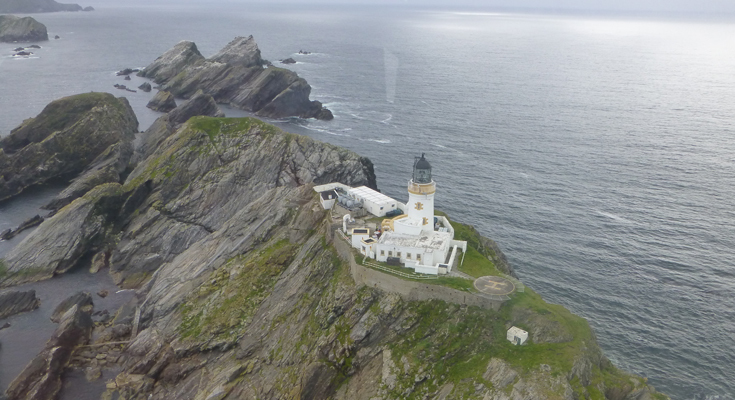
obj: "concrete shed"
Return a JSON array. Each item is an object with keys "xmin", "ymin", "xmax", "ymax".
[{"xmin": 507, "ymin": 326, "xmax": 529, "ymax": 345}]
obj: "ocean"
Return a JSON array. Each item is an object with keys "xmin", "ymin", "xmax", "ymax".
[{"xmin": 1, "ymin": 3, "xmax": 733, "ymax": 399}]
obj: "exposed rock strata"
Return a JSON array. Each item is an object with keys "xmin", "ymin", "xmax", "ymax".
[
  {"xmin": 0, "ymin": 15, "xmax": 48, "ymax": 42},
  {"xmin": 6, "ymin": 300, "xmax": 93, "ymax": 400},
  {"xmin": 0, "ymin": 289, "xmax": 40, "ymax": 319},
  {"xmin": 0, "ymin": 92, "xmax": 138, "ymax": 203},
  {"xmin": 138, "ymin": 36, "xmax": 333, "ymax": 120}
]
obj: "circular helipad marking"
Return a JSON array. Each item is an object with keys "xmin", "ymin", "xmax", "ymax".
[{"xmin": 474, "ymin": 276, "xmax": 515, "ymax": 296}]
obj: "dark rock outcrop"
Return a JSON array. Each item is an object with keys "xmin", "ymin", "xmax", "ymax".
[
  {"xmin": 0, "ymin": 92, "xmax": 138, "ymax": 202},
  {"xmin": 6, "ymin": 300, "xmax": 93, "ymax": 400},
  {"xmin": 0, "ymin": 214, "xmax": 43, "ymax": 240},
  {"xmin": 137, "ymin": 36, "xmax": 333, "ymax": 120},
  {"xmin": 116, "ymin": 68, "xmax": 138, "ymax": 76},
  {"xmin": 146, "ymin": 90, "xmax": 177, "ymax": 112},
  {"xmin": 0, "ymin": 15, "xmax": 48, "ymax": 42},
  {"xmin": 50, "ymin": 291, "xmax": 92, "ymax": 322},
  {"xmin": 281, "ymin": 57, "xmax": 296, "ymax": 64},
  {"xmin": 82, "ymin": 5, "xmax": 93, "ymax": 11},
  {"xmin": 0, "ymin": 0, "xmax": 85, "ymax": 13},
  {"xmin": 138, "ymin": 82, "xmax": 152, "ymax": 92},
  {"xmin": 0, "ymin": 290, "xmax": 40, "ymax": 319}
]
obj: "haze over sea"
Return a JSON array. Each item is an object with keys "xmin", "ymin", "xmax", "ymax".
[{"xmin": 0, "ymin": 3, "xmax": 733, "ymax": 399}]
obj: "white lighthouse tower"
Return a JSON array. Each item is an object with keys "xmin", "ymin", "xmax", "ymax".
[{"xmin": 394, "ymin": 154, "xmax": 436, "ymax": 235}]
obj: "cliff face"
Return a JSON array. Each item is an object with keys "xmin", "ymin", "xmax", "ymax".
[
  {"xmin": 1, "ymin": 112, "xmax": 665, "ymax": 399},
  {"xmin": 138, "ymin": 36, "xmax": 334, "ymax": 121},
  {"xmin": 0, "ymin": 14, "xmax": 48, "ymax": 42},
  {"xmin": 0, "ymin": 0, "xmax": 85, "ymax": 13}
]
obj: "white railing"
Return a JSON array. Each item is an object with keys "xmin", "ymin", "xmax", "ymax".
[{"xmin": 362, "ymin": 258, "xmax": 438, "ymax": 280}]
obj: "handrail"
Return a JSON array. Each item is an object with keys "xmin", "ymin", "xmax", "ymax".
[{"xmin": 362, "ymin": 258, "xmax": 438, "ymax": 280}]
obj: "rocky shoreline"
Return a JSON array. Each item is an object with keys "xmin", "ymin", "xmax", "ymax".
[{"xmin": 0, "ymin": 89, "xmax": 670, "ymax": 399}]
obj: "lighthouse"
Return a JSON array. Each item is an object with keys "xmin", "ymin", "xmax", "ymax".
[{"xmin": 405, "ymin": 154, "xmax": 436, "ymax": 234}]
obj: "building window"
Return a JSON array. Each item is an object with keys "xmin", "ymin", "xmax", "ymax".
[
  {"xmin": 388, "ymin": 251, "xmax": 393, "ymax": 256},
  {"xmin": 407, "ymin": 253, "xmax": 412, "ymax": 259},
  {"xmin": 416, "ymin": 254, "xmax": 421, "ymax": 260},
  {"xmin": 380, "ymin": 250, "xmax": 385, "ymax": 256},
  {"xmin": 380, "ymin": 207, "xmax": 384, "ymax": 210},
  {"xmin": 397, "ymin": 252, "xmax": 401, "ymax": 257},
  {"xmin": 362, "ymin": 246, "xmax": 365, "ymax": 252}
]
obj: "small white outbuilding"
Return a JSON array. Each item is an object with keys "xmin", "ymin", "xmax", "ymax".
[{"xmin": 507, "ymin": 326, "xmax": 529, "ymax": 346}]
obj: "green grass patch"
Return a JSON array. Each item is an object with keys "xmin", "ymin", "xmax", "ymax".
[{"xmin": 178, "ymin": 238, "xmax": 298, "ymax": 342}]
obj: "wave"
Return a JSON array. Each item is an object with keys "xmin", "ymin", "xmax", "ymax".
[
  {"xmin": 380, "ymin": 114, "xmax": 393, "ymax": 124},
  {"xmin": 364, "ymin": 138, "xmax": 391, "ymax": 144},
  {"xmin": 432, "ymin": 143, "xmax": 447, "ymax": 149},
  {"xmin": 302, "ymin": 125, "xmax": 351, "ymax": 137},
  {"xmin": 595, "ymin": 210, "xmax": 636, "ymax": 224}
]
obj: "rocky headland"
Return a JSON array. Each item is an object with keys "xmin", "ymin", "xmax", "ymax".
[
  {"xmin": 0, "ymin": 14, "xmax": 48, "ymax": 42},
  {"xmin": 137, "ymin": 36, "xmax": 334, "ymax": 120},
  {"xmin": 0, "ymin": 90, "xmax": 670, "ymax": 400},
  {"xmin": 0, "ymin": 0, "xmax": 91, "ymax": 13}
]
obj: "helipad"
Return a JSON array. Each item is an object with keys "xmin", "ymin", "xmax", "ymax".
[{"xmin": 474, "ymin": 276, "xmax": 515, "ymax": 296}]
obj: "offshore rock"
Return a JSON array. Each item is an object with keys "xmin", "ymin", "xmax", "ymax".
[
  {"xmin": 0, "ymin": 15, "xmax": 48, "ymax": 42},
  {"xmin": 6, "ymin": 303, "xmax": 93, "ymax": 400},
  {"xmin": 0, "ymin": 290, "xmax": 40, "ymax": 319},
  {"xmin": 0, "ymin": 92, "xmax": 138, "ymax": 202},
  {"xmin": 136, "ymin": 90, "xmax": 224, "ymax": 163},
  {"xmin": 146, "ymin": 90, "xmax": 177, "ymax": 112},
  {"xmin": 138, "ymin": 82, "xmax": 152, "ymax": 92},
  {"xmin": 137, "ymin": 36, "xmax": 333, "ymax": 120},
  {"xmin": 0, "ymin": 0, "xmax": 84, "ymax": 13}
]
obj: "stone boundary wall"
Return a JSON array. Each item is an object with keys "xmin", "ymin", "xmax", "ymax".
[{"xmin": 330, "ymin": 228, "xmax": 503, "ymax": 311}]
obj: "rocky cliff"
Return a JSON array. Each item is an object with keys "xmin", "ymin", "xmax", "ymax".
[
  {"xmin": 0, "ymin": 14, "xmax": 47, "ymax": 42},
  {"xmin": 138, "ymin": 36, "xmax": 334, "ymax": 121},
  {"xmin": 0, "ymin": 107, "xmax": 667, "ymax": 399},
  {"xmin": 0, "ymin": 92, "xmax": 138, "ymax": 204},
  {"xmin": 0, "ymin": 0, "xmax": 88, "ymax": 13}
]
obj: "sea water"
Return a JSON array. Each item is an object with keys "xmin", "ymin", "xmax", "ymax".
[{"xmin": 0, "ymin": 3, "xmax": 733, "ymax": 399}]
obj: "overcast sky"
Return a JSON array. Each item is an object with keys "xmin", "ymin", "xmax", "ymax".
[
  {"xmin": 93, "ymin": 0, "xmax": 735, "ymax": 14},
  {"xmin": 201, "ymin": 0, "xmax": 735, "ymax": 13}
]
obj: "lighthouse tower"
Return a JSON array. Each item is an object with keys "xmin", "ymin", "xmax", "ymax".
[{"xmin": 404, "ymin": 153, "xmax": 436, "ymax": 234}]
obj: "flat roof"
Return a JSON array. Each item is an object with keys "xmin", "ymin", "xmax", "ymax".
[
  {"xmin": 313, "ymin": 182, "xmax": 351, "ymax": 193},
  {"xmin": 349, "ymin": 186, "xmax": 396, "ymax": 206},
  {"xmin": 378, "ymin": 230, "xmax": 452, "ymax": 251},
  {"xmin": 320, "ymin": 189, "xmax": 337, "ymax": 200}
]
